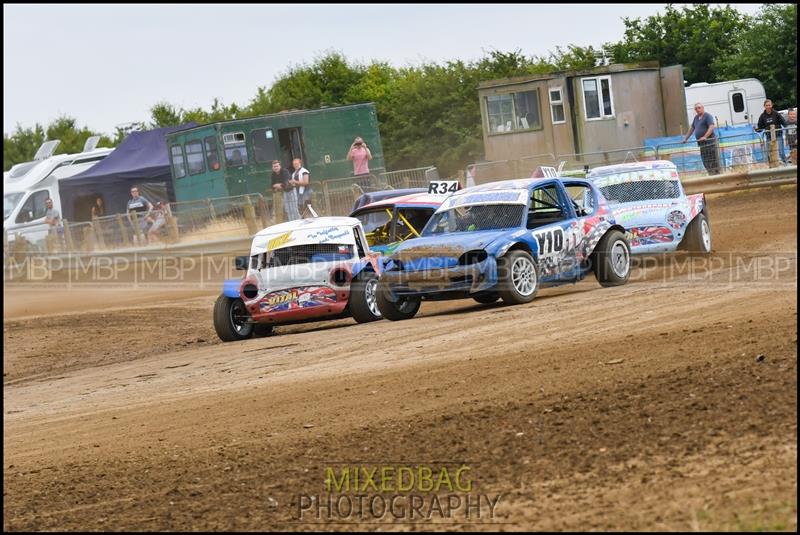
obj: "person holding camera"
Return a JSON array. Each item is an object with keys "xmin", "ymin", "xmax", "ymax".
[{"xmin": 347, "ymin": 136, "xmax": 373, "ymax": 177}]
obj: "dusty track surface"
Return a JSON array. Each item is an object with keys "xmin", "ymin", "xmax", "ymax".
[{"xmin": 3, "ymin": 186, "xmax": 797, "ymax": 531}]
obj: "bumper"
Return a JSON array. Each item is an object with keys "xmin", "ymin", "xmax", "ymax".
[
  {"xmin": 380, "ymin": 257, "xmax": 497, "ymax": 298},
  {"xmin": 245, "ymin": 285, "xmax": 350, "ymax": 323}
]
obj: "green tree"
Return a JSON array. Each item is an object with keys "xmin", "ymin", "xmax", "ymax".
[
  {"xmin": 606, "ymin": 4, "xmax": 747, "ymax": 83},
  {"xmin": 3, "ymin": 117, "xmax": 113, "ymax": 171},
  {"xmin": 715, "ymin": 3, "xmax": 797, "ymax": 109}
]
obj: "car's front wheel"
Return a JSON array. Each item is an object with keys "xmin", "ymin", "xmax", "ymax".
[
  {"xmin": 497, "ymin": 250, "xmax": 539, "ymax": 305},
  {"xmin": 213, "ymin": 294, "xmax": 255, "ymax": 342},
  {"xmin": 349, "ymin": 271, "xmax": 383, "ymax": 323},
  {"xmin": 375, "ymin": 284, "xmax": 421, "ymax": 321}
]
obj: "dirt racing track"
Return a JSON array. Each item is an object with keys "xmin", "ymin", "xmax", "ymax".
[{"xmin": 3, "ymin": 186, "xmax": 797, "ymax": 531}]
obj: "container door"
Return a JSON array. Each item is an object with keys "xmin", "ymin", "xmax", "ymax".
[
  {"xmin": 728, "ymin": 90, "xmax": 749, "ymax": 125},
  {"xmin": 222, "ymin": 131, "xmax": 250, "ymax": 197}
]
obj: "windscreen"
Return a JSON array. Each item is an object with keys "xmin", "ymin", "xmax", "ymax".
[
  {"xmin": 4, "ymin": 192, "xmax": 24, "ymax": 220},
  {"xmin": 354, "ymin": 208, "xmax": 393, "ymax": 246},
  {"xmin": 423, "ymin": 204, "xmax": 524, "ymax": 235}
]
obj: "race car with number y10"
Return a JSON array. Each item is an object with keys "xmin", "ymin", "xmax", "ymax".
[{"xmin": 376, "ymin": 177, "xmax": 632, "ymax": 320}]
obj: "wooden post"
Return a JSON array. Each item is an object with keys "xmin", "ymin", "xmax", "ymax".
[
  {"xmin": 166, "ymin": 212, "xmax": 180, "ymax": 243},
  {"xmin": 207, "ymin": 198, "xmax": 217, "ymax": 220},
  {"xmin": 63, "ymin": 220, "xmax": 75, "ymax": 252},
  {"xmin": 92, "ymin": 217, "xmax": 106, "ymax": 250},
  {"xmin": 322, "ymin": 181, "xmax": 332, "ymax": 217},
  {"xmin": 83, "ymin": 225, "xmax": 95, "ymax": 252},
  {"xmin": 46, "ymin": 233, "xmax": 57, "ymax": 254},
  {"xmin": 769, "ymin": 124, "xmax": 778, "ymax": 167},
  {"xmin": 274, "ymin": 190, "xmax": 285, "ymax": 223},
  {"xmin": 243, "ymin": 196, "xmax": 258, "ymax": 235},
  {"xmin": 257, "ymin": 196, "xmax": 270, "ymax": 228},
  {"xmin": 117, "ymin": 213, "xmax": 131, "ymax": 247}
]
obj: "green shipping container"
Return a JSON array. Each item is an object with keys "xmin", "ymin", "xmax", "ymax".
[{"xmin": 165, "ymin": 103, "xmax": 385, "ymax": 203}]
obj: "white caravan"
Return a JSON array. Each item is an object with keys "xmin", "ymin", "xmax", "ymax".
[
  {"xmin": 4, "ymin": 137, "xmax": 113, "ymax": 248},
  {"xmin": 685, "ymin": 78, "xmax": 767, "ymax": 128}
]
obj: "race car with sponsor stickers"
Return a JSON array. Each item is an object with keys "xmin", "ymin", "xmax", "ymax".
[
  {"xmin": 375, "ymin": 177, "xmax": 632, "ymax": 320},
  {"xmin": 586, "ymin": 160, "xmax": 711, "ymax": 254},
  {"xmin": 213, "ymin": 217, "xmax": 385, "ymax": 341}
]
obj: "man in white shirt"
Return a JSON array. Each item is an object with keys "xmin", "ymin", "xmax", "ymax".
[{"xmin": 290, "ymin": 158, "xmax": 312, "ymax": 216}]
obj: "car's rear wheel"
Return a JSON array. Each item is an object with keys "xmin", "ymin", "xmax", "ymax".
[
  {"xmin": 472, "ymin": 292, "xmax": 500, "ymax": 304},
  {"xmin": 213, "ymin": 294, "xmax": 254, "ymax": 342},
  {"xmin": 349, "ymin": 271, "xmax": 383, "ymax": 323},
  {"xmin": 682, "ymin": 212, "xmax": 712, "ymax": 254},
  {"xmin": 375, "ymin": 284, "xmax": 421, "ymax": 321},
  {"xmin": 593, "ymin": 230, "xmax": 631, "ymax": 287},
  {"xmin": 497, "ymin": 250, "xmax": 539, "ymax": 305}
]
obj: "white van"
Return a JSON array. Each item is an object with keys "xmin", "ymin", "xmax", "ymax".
[
  {"xmin": 4, "ymin": 139, "xmax": 113, "ymax": 249},
  {"xmin": 685, "ymin": 78, "xmax": 766, "ymax": 128}
]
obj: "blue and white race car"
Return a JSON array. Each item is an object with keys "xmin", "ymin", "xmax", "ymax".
[
  {"xmin": 586, "ymin": 160, "xmax": 711, "ymax": 254},
  {"xmin": 376, "ymin": 177, "xmax": 632, "ymax": 320}
]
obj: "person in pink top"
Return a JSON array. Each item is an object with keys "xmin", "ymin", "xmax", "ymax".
[{"xmin": 347, "ymin": 136, "xmax": 373, "ymax": 176}]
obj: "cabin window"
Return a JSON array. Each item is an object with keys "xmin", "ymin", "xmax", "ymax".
[
  {"xmin": 251, "ymin": 128, "xmax": 276, "ymax": 163},
  {"xmin": 204, "ymin": 136, "xmax": 220, "ymax": 171},
  {"xmin": 170, "ymin": 145, "xmax": 187, "ymax": 179},
  {"xmin": 549, "ymin": 87, "xmax": 566, "ymax": 124},
  {"xmin": 486, "ymin": 89, "xmax": 541, "ymax": 133},
  {"xmin": 582, "ymin": 76, "xmax": 614, "ymax": 120},
  {"xmin": 222, "ymin": 132, "xmax": 248, "ymax": 168},
  {"xmin": 731, "ymin": 92, "xmax": 745, "ymax": 113},
  {"xmin": 186, "ymin": 140, "xmax": 205, "ymax": 175}
]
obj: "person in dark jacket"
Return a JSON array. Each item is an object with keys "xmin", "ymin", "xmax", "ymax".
[{"xmin": 756, "ymin": 99, "xmax": 788, "ymax": 163}]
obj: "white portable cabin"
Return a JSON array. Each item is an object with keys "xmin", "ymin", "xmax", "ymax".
[{"xmin": 684, "ymin": 78, "xmax": 766, "ymax": 128}]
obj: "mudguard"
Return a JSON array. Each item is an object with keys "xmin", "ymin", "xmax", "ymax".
[{"xmin": 222, "ymin": 278, "xmax": 241, "ymax": 298}]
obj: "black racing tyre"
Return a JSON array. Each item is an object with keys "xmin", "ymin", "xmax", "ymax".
[
  {"xmin": 375, "ymin": 284, "xmax": 421, "ymax": 321},
  {"xmin": 349, "ymin": 271, "xmax": 383, "ymax": 323},
  {"xmin": 592, "ymin": 230, "xmax": 631, "ymax": 287},
  {"xmin": 682, "ymin": 212, "xmax": 712, "ymax": 254},
  {"xmin": 497, "ymin": 250, "xmax": 539, "ymax": 305},
  {"xmin": 472, "ymin": 292, "xmax": 500, "ymax": 304},
  {"xmin": 253, "ymin": 324, "xmax": 274, "ymax": 337},
  {"xmin": 213, "ymin": 294, "xmax": 254, "ymax": 342}
]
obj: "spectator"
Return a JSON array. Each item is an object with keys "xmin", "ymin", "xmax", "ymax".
[
  {"xmin": 682, "ymin": 102, "xmax": 720, "ymax": 175},
  {"xmin": 756, "ymin": 99, "xmax": 788, "ymax": 164},
  {"xmin": 785, "ymin": 108, "xmax": 796, "ymax": 165},
  {"xmin": 465, "ymin": 164, "xmax": 477, "ymax": 188},
  {"xmin": 290, "ymin": 158, "xmax": 312, "ymax": 215},
  {"xmin": 347, "ymin": 136, "xmax": 372, "ymax": 177},
  {"xmin": 91, "ymin": 196, "xmax": 105, "ymax": 219},
  {"xmin": 44, "ymin": 198, "xmax": 62, "ymax": 236},
  {"xmin": 127, "ymin": 186, "xmax": 154, "ymax": 241},
  {"xmin": 270, "ymin": 160, "xmax": 301, "ymax": 221},
  {"xmin": 147, "ymin": 201, "xmax": 168, "ymax": 242}
]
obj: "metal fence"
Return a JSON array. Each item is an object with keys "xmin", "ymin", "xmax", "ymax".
[
  {"xmin": 467, "ymin": 125, "xmax": 797, "ymax": 184},
  {"xmin": 3, "ymin": 165, "xmax": 440, "ymax": 257}
]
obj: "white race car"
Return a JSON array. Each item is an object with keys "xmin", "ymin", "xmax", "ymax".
[{"xmin": 214, "ymin": 217, "xmax": 384, "ymax": 341}]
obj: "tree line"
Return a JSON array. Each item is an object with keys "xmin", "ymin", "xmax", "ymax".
[{"xmin": 4, "ymin": 4, "xmax": 795, "ymax": 176}]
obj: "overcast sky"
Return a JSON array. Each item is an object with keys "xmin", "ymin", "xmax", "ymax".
[{"xmin": 4, "ymin": 3, "xmax": 766, "ymax": 136}]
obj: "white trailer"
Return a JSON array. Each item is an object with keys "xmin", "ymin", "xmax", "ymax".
[{"xmin": 685, "ymin": 78, "xmax": 766, "ymax": 128}]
